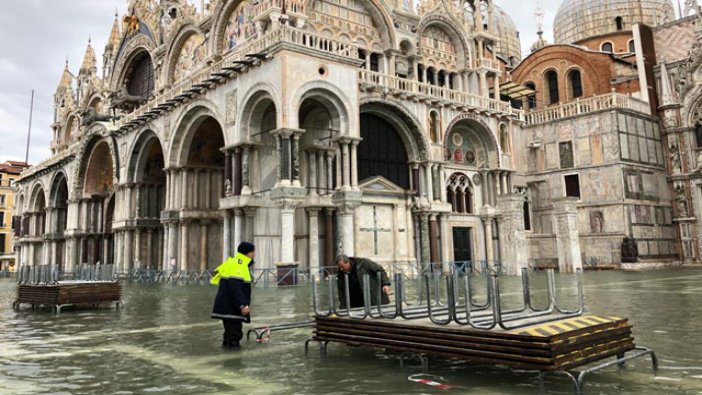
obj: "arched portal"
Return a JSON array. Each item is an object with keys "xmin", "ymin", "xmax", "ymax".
[
  {"xmin": 80, "ymin": 140, "xmax": 116, "ymax": 266},
  {"xmin": 171, "ymin": 114, "xmax": 226, "ymax": 271},
  {"xmin": 358, "ymin": 113, "xmax": 410, "ymax": 189},
  {"xmin": 49, "ymin": 173, "xmax": 69, "ymax": 270},
  {"xmin": 28, "ymin": 184, "xmax": 47, "ymax": 266},
  {"xmin": 127, "ymin": 131, "xmax": 166, "ymax": 270}
]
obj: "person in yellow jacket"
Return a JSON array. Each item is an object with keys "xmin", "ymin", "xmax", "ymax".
[{"xmin": 211, "ymin": 241, "xmax": 255, "ymax": 349}]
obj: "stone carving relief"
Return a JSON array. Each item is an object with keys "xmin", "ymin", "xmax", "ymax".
[
  {"xmin": 669, "ymin": 139, "xmax": 682, "ymax": 173},
  {"xmin": 226, "ymin": 90, "xmax": 237, "ymax": 125},
  {"xmin": 590, "ymin": 211, "xmax": 604, "ymax": 233},
  {"xmin": 674, "ymin": 181, "xmax": 688, "ymax": 218}
]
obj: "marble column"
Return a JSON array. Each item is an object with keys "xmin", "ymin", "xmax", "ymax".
[
  {"xmin": 325, "ymin": 209, "xmax": 335, "ymax": 268},
  {"xmin": 124, "ymin": 230, "xmax": 133, "ymax": 271},
  {"xmin": 429, "ymin": 214, "xmax": 439, "ymax": 264},
  {"xmin": 134, "ymin": 229, "xmax": 142, "ymax": 269},
  {"xmin": 180, "ymin": 222, "xmax": 189, "ymax": 271},
  {"xmin": 245, "ymin": 208, "xmax": 256, "ymax": 245},
  {"xmin": 223, "ymin": 210, "xmax": 232, "ymax": 261},
  {"xmin": 419, "ymin": 214, "xmax": 431, "ymax": 264},
  {"xmin": 279, "ymin": 200, "xmax": 297, "ymax": 263},
  {"xmin": 552, "ymin": 198, "xmax": 583, "ymax": 273},
  {"xmin": 342, "ymin": 142, "xmax": 351, "ymax": 189},
  {"xmin": 309, "ymin": 151, "xmax": 318, "ymax": 195},
  {"xmin": 225, "ymin": 151, "xmax": 233, "ymax": 196},
  {"xmin": 424, "ymin": 163, "xmax": 434, "ymax": 202},
  {"xmin": 167, "ymin": 222, "xmax": 177, "ymax": 272},
  {"xmin": 242, "ymin": 146, "xmax": 251, "ymax": 195},
  {"xmin": 234, "ymin": 209, "xmax": 244, "ymax": 248},
  {"xmin": 307, "ymin": 208, "xmax": 320, "ymax": 277},
  {"xmin": 292, "ymin": 134, "xmax": 301, "ymax": 187},
  {"xmin": 338, "ymin": 204, "xmax": 355, "ymax": 256},
  {"xmin": 496, "ymin": 194, "xmax": 529, "ymax": 276},
  {"xmin": 350, "ymin": 141, "xmax": 359, "ymax": 189},
  {"xmin": 146, "ymin": 229, "xmax": 153, "ymax": 269},
  {"xmin": 317, "ymin": 150, "xmax": 326, "ymax": 194},
  {"xmin": 480, "ymin": 206, "xmax": 497, "ymax": 267},
  {"xmin": 200, "ymin": 222, "xmax": 208, "ymax": 272}
]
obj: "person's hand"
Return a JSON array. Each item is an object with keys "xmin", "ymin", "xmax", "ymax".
[
  {"xmin": 241, "ymin": 305, "xmax": 250, "ymax": 316},
  {"xmin": 382, "ymin": 285, "xmax": 391, "ymax": 295}
]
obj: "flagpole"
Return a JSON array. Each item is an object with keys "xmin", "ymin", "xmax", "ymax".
[{"xmin": 25, "ymin": 89, "xmax": 34, "ymax": 164}]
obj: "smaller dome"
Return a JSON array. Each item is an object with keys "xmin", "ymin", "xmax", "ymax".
[{"xmin": 531, "ymin": 31, "xmax": 549, "ymax": 53}]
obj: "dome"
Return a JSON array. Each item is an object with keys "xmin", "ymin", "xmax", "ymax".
[
  {"xmin": 462, "ymin": 3, "xmax": 522, "ymax": 63},
  {"xmin": 554, "ymin": 0, "xmax": 675, "ymax": 44},
  {"xmin": 491, "ymin": 5, "xmax": 522, "ymax": 63}
]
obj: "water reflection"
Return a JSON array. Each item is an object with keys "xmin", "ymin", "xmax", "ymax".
[{"xmin": 1, "ymin": 269, "xmax": 702, "ymax": 394}]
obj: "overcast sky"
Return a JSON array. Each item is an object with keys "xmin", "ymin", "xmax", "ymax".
[{"xmin": 0, "ymin": 0, "xmax": 560, "ymax": 165}]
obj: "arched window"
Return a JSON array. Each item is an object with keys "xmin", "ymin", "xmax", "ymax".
[
  {"xmin": 695, "ymin": 123, "xmax": 702, "ymax": 148},
  {"xmin": 369, "ymin": 53, "xmax": 380, "ymax": 72},
  {"xmin": 568, "ymin": 69, "xmax": 583, "ymax": 99},
  {"xmin": 358, "ymin": 113, "xmax": 410, "ymax": 189},
  {"xmin": 418, "ymin": 64, "xmax": 425, "ymax": 82},
  {"xmin": 602, "ymin": 42, "xmax": 613, "ymax": 53},
  {"xmin": 125, "ymin": 52, "xmax": 155, "ymax": 99},
  {"xmin": 615, "ymin": 16, "xmax": 623, "ymax": 31},
  {"xmin": 438, "ymin": 70, "xmax": 446, "ymax": 87},
  {"xmin": 628, "ymin": 40, "xmax": 636, "ymax": 53},
  {"xmin": 525, "ymin": 82, "xmax": 537, "ymax": 109},
  {"xmin": 545, "ymin": 70, "xmax": 559, "ymax": 105},
  {"xmin": 427, "ymin": 68, "xmax": 436, "ymax": 85}
]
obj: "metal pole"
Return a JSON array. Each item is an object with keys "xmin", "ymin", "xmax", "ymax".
[{"xmin": 25, "ymin": 89, "xmax": 34, "ymax": 164}]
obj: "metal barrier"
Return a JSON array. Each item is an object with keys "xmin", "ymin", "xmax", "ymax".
[{"xmin": 312, "ymin": 264, "xmax": 585, "ymax": 331}]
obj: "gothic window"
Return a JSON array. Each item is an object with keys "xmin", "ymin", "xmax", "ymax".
[
  {"xmin": 447, "ymin": 173, "xmax": 473, "ymax": 214},
  {"xmin": 545, "ymin": 70, "xmax": 559, "ymax": 105},
  {"xmin": 125, "ymin": 52, "xmax": 155, "ymax": 99},
  {"xmin": 615, "ymin": 16, "xmax": 624, "ymax": 31},
  {"xmin": 628, "ymin": 40, "xmax": 636, "ymax": 53},
  {"xmin": 601, "ymin": 42, "xmax": 613, "ymax": 53},
  {"xmin": 565, "ymin": 174, "xmax": 581, "ymax": 198},
  {"xmin": 568, "ymin": 69, "xmax": 583, "ymax": 99},
  {"xmin": 358, "ymin": 113, "xmax": 410, "ymax": 189},
  {"xmin": 559, "ymin": 141, "xmax": 574, "ymax": 168}
]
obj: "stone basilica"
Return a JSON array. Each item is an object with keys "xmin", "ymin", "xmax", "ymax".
[{"xmin": 12, "ymin": 0, "xmax": 702, "ymax": 275}]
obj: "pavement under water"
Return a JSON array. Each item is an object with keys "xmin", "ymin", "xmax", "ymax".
[{"xmin": 1, "ymin": 268, "xmax": 702, "ymax": 394}]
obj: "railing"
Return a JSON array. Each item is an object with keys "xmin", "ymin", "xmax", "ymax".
[
  {"xmin": 524, "ymin": 92, "xmax": 651, "ymax": 125},
  {"xmin": 417, "ymin": 47, "xmax": 458, "ymax": 65},
  {"xmin": 360, "ymin": 70, "xmax": 523, "ymax": 120},
  {"xmin": 252, "ymin": 0, "xmax": 306, "ymax": 17},
  {"xmin": 478, "ymin": 58, "xmax": 499, "ymax": 70}
]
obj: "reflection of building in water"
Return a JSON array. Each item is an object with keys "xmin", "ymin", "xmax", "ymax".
[{"xmin": 13, "ymin": 0, "xmax": 702, "ymax": 274}]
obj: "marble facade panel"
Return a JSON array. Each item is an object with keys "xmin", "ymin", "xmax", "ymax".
[{"xmin": 545, "ymin": 143, "xmax": 559, "ymax": 169}]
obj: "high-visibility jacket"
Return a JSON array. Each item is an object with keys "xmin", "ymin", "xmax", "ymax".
[{"xmin": 210, "ymin": 253, "xmax": 252, "ymax": 285}]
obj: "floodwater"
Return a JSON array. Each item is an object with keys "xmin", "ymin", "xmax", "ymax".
[{"xmin": 1, "ymin": 269, "xmax": 701, "ymax": 395}]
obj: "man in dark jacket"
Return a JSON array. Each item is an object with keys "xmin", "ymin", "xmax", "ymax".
[
  {"xmin": 211, "ymin": 242, "xmax": 255, "ymax": 349},
  {"xmin": 336, "ymin": 255, "xmax": 391, "ymax": 309}
]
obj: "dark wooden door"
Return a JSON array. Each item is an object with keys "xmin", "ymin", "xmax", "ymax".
[
  {"xmin": 358, "ymin": 113, "xmax": 410, "ymax": 189},
  {"xmin": 452, "ymin": 227, "xmax": 472, "ymax": 264}
]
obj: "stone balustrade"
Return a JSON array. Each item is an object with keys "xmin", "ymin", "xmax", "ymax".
[
  {"xmin": 359, "ymin": 70, "xmax": 524, "ymax": 120},
  {"xmin": 524, "ymin": 92, "xmax": 651, "ymax": 125},
  {"xmin": 252, "ymin": 0, "xmax": 306, "ymax": 17},
  {"xmin": 417, "ymin": 46, "xmax": 458, "ymax": 65}
]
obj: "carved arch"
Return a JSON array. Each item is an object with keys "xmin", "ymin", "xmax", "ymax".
[
  {"xmin": 164, "ymin": 24, "xmax": 208, "ymax": 84},
  {"xmin": 359, "ymin": 99, "xmax": 430, "ymax": 162},
  {"xmin": 168, "ymin": 100, "xmax": 226, "ymax": 167},
  {"xmin": 417, "ymin": 13, "xmax": 471, "ymax": 69},
  {"xmin": 72, "ymin": 128, "xmax": 120, "ymax": 200},
  {"xmin": 110, "ymin": 34, "xmax": 157, "ymax": 91}
]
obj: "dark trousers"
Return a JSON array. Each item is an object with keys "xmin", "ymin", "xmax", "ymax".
[{"xmin": 222, "ymin": 319, "xmax": 243, "ymax": 346}]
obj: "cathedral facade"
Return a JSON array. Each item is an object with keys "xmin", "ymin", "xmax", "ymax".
[{"xmin": 12, "ymin": 0, "xmax": 702, "ymax": 274}]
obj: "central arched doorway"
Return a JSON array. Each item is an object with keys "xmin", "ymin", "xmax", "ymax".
[{"xmin": 49, "ymin": 173, "xmax": 69, "ymax": 271}]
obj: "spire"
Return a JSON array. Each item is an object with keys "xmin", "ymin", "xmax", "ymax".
[
  {"xmin": 531, "ymin": 0, "xmax": 549, "ymax": 52},
  {"xmin": 80, "ymin": 38, "xmax": 97, "ymax": 73},
  {"xmin": 58, "ymin": 59, "xmax": 74, "ymax": 91},
  {"xmin": 660, "ymin": 61, "xmax": 677, "ymax": 106},
  {"xmin": 107, "ymin": 10, "xmax": 121, "ymax": 50}
]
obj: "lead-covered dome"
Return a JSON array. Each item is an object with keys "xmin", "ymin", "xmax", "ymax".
[
  {"xmin": 554, "ymin": 0, "xmax": 675, "ymax": 44},
  {"xmin": 492, "ymin": 5, "xmax": 522, "ymax": 63}
]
